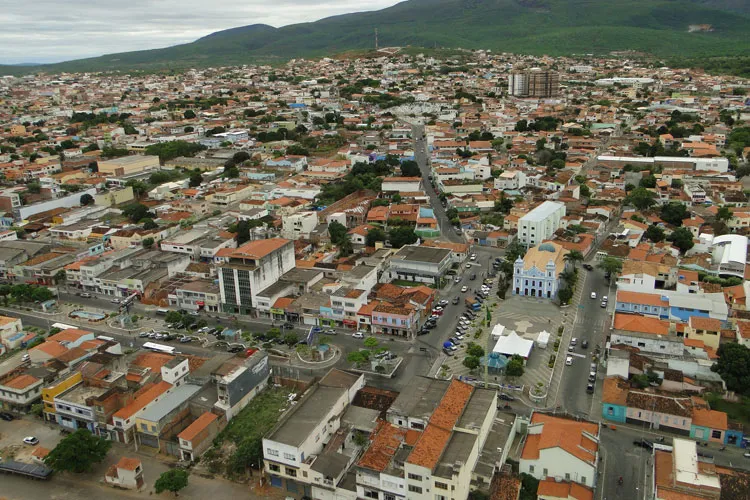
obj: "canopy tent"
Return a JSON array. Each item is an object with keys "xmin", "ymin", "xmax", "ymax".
[
  {"xmin": 536, "ymin": 330, "xmax": 551, "ymax": 348},
  {"xmin": 490, "ymin": 324, "xmax": 506, "ymax": 340},
  {"xmin": 492, "ymin": 331, "xmax": 534, "ymax": 359}
]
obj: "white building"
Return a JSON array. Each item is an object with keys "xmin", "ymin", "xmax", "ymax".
[
  {"xmin": 518, "ymin": 201, "xmax": 566, "ymax": 247},
  {"xmin": 281, "ymin": 211, "xmax": 319, "ymax": 240},
  {"xmin": 386, "ymin": 245, "xmax": 453, "ymax": 285},
  {"xmin": 218, "ymin": 238, "xmax": 296, "ymax": 314},
  {"xmin": 710, "ymin": 234, "xmax": 748, "ymax": 278},
  {"xmin": 381, "ymin": 177, "xmax": 423, "ymax": 195},
  {"xmin": 513, "ymin": 242, "xmax": 568, "ymax": 299},
  {"xmin": 520, "ymin": 413, "xmax": 600, "ymax": 488}
]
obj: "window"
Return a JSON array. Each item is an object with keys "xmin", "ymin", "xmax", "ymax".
[
  {"xmin": 542, "ymin": 468, "xmax": 548, "ymax": 477},
  {"xmin": 283, "ymin": 452, "xmax": 296, "ymax": 461},
  {"xmin": 269, "ymin": 464, "xmax": 280, "ymax": 472},
  {"xmin": 285, "ymin": 467, "xmax": 297, "ymax": 477},
  {"xmin": 411, "ymin": 422, "xmax": 424, "ymax": 430},
  {"xmin": 581, "ymin": 476, "xmax": 586, "ymax": 485},
  {"xmin": 385, "ymin": 495, "xmax": 396, "ymax": 500},
  {"xmin": 140, "ymin": 423, "xmax": 148, "ymax": 431},
  {"xmin": 712, "ymin": 430, "xmax": 722, "ymax": 439},
  {"xmin": 408, "ymin": 485, "xmax": 423, "ymax": 494},
  {"xmin": 408, "ymin": 473, "xmax": 422, "ymax": 481},
  {"xmin": 364, "ymin": 491, "xmax": 378, "ymax": 499},
  {"xmin": 529, "ymin": 465, "xmax": 535, "ymax": 473},
  {"xmin": 435, "ymin": 481, "xmax": 448, "ymax": 490},
  {"xmin": 565, "ymin": 473, "xmax": 570, "ymax": 481},
  {"xmin": 266, "ymin": 448, "xmax": 279, "ymax": 457}
]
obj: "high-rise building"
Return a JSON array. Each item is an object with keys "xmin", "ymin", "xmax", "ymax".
[{"xmin": 508, "ymin": 69, "xmax": 559, "ymax": 98}]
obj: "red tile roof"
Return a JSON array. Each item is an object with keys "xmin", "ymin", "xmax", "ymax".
[
  {"xmin": 521, "ymin": 414, "xmax": 599, "ymax": 465},
  {"xmin": 357, "ymin": 420, "xmax": 409, "ymax": 472},
  {"xmin": 177, "ymin": 411, "xmax": 218, "ymax": 442},
  {"xmin": 614, "ymin": 313, "xmax": 670, "ymax": 336}
]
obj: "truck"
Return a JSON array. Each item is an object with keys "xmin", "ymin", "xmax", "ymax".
[{"xmin": 465, "ymin": 297, "xmax": 481, "ymax": 311}]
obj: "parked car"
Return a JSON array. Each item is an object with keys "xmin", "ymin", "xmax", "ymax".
[
  {"xmin": 583, "ymin": 264, "xmax": 593, "ymax": 271},
  {"xmin": 80, "ymin": 292, "xmax": 92, "ymax": 298},
  {"xmin": 470, "ymin": 254, "xmax": 477, "ymax": 261},
  {"xmin": 470, "ymin": 274, "xmax": 476, "ymax": 280},
  {"xmin": 454, "ymin": 276, "xmax": 461, "ymax": 283},
  {"xmin": 111, "ymin": 298, "xmax": 120, "ymax": 304},
  {"xmin": 498, "ymin": 393, "xmax": 516, "ymax": 402},
  {"xmin": 324, "ymin": 329, "xmax": 337, "ymax": 335},
  {"xmin": 442, "ymin": 348, "xmax": 455, "ymax": 357},
  {"xmin": 0, "ymin": 412, "xmax": 14, "ymax": 421},
  {"xmin": 179, "ymin": 336, "xmax": 193, "ymax": 343},
  {"xmin": 452, "ymin": 296, "xmax": 460, "ymax": 305},
  {"xmin": 282, "ymin": 322, "xmax": 295, "ymax": 330},
  {"xmin": 449, "ymin": 337, "xmax": 461, "ymax": 345},
  {"xmin": 227, "ymin": 346, "xmax": 244, "ymax": 353},
  {"xmin": 570, "ymin": 337, "xmax": 578, "ymax": 345},
  {"xmin": 582, "ymin": 340, "xmax": 589, "ymax": 349},
  {"xmin": 565, "ymin": 356, "xmax": 573, "ymax": 366},
  {"xmin": 23, "ymin": 436, "xmax": 39, "ymax": 446},
  {"xmin": 438, "ymin": 299, "xmax": 449, "ymax": 307},
  {"xmin": 601, "ymin": 300, "xmax": 607, "ymax": 308},
  {"xmin": 461, "ymin": 286, "xmax": 468, "ymax": 293},
  {"xmin": 586, "ymin": 384, "xmax": 595, "ymax": 394},
  {"xmin": 633, "ymin": 439, "xmax": 654, "ymax": 450},
  {"xmin": 352, "ymin": 332, "xmax": 365, "ymax": 339}
]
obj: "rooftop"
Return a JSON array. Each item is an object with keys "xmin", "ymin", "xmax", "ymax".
[{"xmin": 267, "ymin": 385, "xmax": 347, "ymax": 447}]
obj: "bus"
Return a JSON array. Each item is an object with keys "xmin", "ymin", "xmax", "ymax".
[
  {"xmin": 142, "ymin": 342, "xmax": 176, "ymax": 355},
  {"xmin": 156, "ymin": 308, "xmax": 170, "ymax": 316},
  {"xmin": 51, "ymin": 323, "xmax": 76, "ymax": 331}
]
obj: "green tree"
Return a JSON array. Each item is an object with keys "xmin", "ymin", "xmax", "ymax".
[
  {"xmin": 45, "ymin": 429, "xmax": 111, "ymax": 473},
  {"xmin": 145, "ymin": 141, "xmax": 206, "ymax": 163},
  {"xmin": 644, "ymin": 224, "xmax": 665, "ymax": 242},
  {"xmin": 338, "ymin": 234, "xmax": 354, "ymax": 257},
  {"xmin": 639, "ymin": 174, "xmax": 657, "ymax": 188},
  {"xmin": 505, "ymin": 355, "xmax": 525, "ymax": 377},
  {"xmin": 363, "ymin": 337, "xmax": 379, "ymax": 349},
  {"xmin": 154, "ymin": 469, "xmax": 189, "ymax": 497},
  {"xmin": 283, "ymin": 333, "xmax": 299, "ymax": 346},
  {"xmin": 712, "ymin": 343, "xmax": 750, "ymax": 396},
  {"xmin": 183, "ymin": 109, "xmax": 196, "ymax": 119},
  {"xmin": 624, "ymin": 187, "xmax": 656, "ymax": 210},
  {"xmin": 463, "ymin": 356, "xmax": 480, "ymax": 371},
  {"xmin": 365, "ymin": 227, "xmax": 387, "ymax": 247},
  {"xmin": 598, "ymin": 257, "xmax": 623, "ymax": 277},
  {"xmin": 466, "ymin": 343, "xmax": 485, "ymax": 358},
  {"xmin": 142, "ymin": 218, "xmax": 158, "ymax": 230},
  {"xmin": 392, "ymin": 193, "xmax": 402, "ymax": 204},
  {"xmin": 347, "ymin": 350, "xmax": 370, "ymax": 365},
  {"xmin": 54, "ymin": 270, "xmax": 67, "ymax": 285},
  {"xmin": 189, "ymin": 172, "xmax": 203, "ymax": 187},
  {"xmin": 660, "ymin": 202, "xmax": 689, "ymax": 226},
  {"xmin": 80, "ymin": 193, "xmax": 94, "ymax": 206},
  {"xmin": 667, "ymin": 227, "xmax": 695, "ymax": 254},
  {"xmin": 236, "ymin": 220, "xmax": 251, "ymax": 245},
  {"xmin": 125, "ymin": 180, "xmax": 149, "ymax": 198},
  {"xmin": 557, "ymin": 287, "xmax": 573, "ymax": 304},
  {"xmin": 165, "ymin": 310, "xmax": 183, "ymax": 325},
  {"xmin": 328, "ymin": 221, "xmax": 348, "ymax": 245},
  {"xmin": 400, "ymin": 160, "xmax": 420, "ymax": 177},
  {"xmin": 563, "ymin": 250, "xmax": 584, "ymax": 269},
  {"xmin": 717, "ymin": 206, "xmax": 733, "ymax": 221},
  {"xmin": 388, "ymin": 226, "xmax": 418, "ymax": 248},
  {"xmin": 142, "ymin": 237, "xmax": 155, "ymax": 249},
  {"xmin": 31, "ymin": 287, "xmax": 54, "ymax": 302}
]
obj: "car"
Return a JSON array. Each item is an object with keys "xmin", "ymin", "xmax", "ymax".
[
  {"xmin": 442, "ymin": 348, "xmax": 455, "ymax": 357},
  {"xmin": 282, "ymin": 323, "xmax": 295, "ymax": 330},
  {"xmin": 227, "ymin": 346, "xmax": 243, "ymax": 353},
  {"xmin": 590, "ymin": 292, "xmax": 597, "ymax": 299},
  {"xmin": 582, "ymin": 340, "xmax": 589, "ymax": 349},
  {"xmin": 446, "ymin": 344, "xmax": 459, "ymax": 351},
  {"xmin": 352, "ymin": 332, "xmax": 365, "ymax": 339},
  {"xmin": 586, "ymin": 384, "xmax": 595, "ymax": 394},
  {"xmin": 324, "ymin": 329, "xmax": 337, "ymax": 335},
  {"xmin": 22, "ymin": 436, "xmax": 39, "ymax": 446},
  {"xmin": 162, "ymin": 334, "xmax": 175, "ymax": 341},
  {"xmin": 495, "ymin": 258, "xmax": 503, "ymax": 264},
  {"xmin": 449, "ymin": 337, "xmax": 461, "ymax": 345},
  {"xmin": 80, "ymin": 292, "xmax": 92, "ymax": 298},
  {"xmin": 633, "ymin": 439, "xmax": 654, "ymax": 450},
  {"xmin": 466, "ymin": 263, "xmax": 472, "ymax": 269},
  {"xmin": 21, "ymin": 353, "xmax": 30, "ymax": 362},
  {"xmin": 188, "ymin": 311, "xmax": 199, "ymax": 316},
  {"xmin": 744, "ymin": 452, "xmax": 750, "ymax": 459},
  {"xmin": 461, "ymin": 286, "xmax": 468, "ymax": 293},
  {"xmin": 111, "ymin": 298, "xmax": 120, "ymax": 304},
  {"xmin": 454, "ymin": 276, "xmax": 462, "ymax": 283},
  {"xmin": 179, "ymin": 336, "xmax": 193, "ymax": 343},
  {"xmin": 470, "ymin": 254, "xmax": 477, "ymax": 261},
  {"xmin": 565, "ymin": 356, "xmax": 573, "ymax": 366},
  {"xmin": 0, "ymin": 412, "xmax": 14, "ymax": 421},
  {"xmin": 452, "ymin": 296, "xmax": 460, "ymax": 305},
  {"xmin": 470, "ymin": 274, "xmax": 476, "ymax": 281},
  {"xmin": 154, "ymin": 333, "xmax": 165, "ymax": 340},
  {"xmin": 583, "ymin": 264, "xmax": 594, "ymax": 271},
  {"xmin": 601, "ymin": 300, "xmax": 607, "ymax": 308},
  {"xmin": 568, "ymin": 344, "xmax": 575, "ymax": 352},
  {"xmin": 498, "ymin": 393, "xmax": 516, "ymax": 402},
  {"xmin": 590, "ymin": 363, "xmax": 597, "ymax": 372},
  {"xmin": 438, "ymin": 299, "xmax": 449, "ymax": 307},
  {"xmin": 570, "ymin": 337, "xmax": 578, "ymax": 345},
  {"xmin": 602, "ymin": 296, "xmax": 608, "ymax": 302},
  {"xmin": 697, "ymin": 451, "xmax": 713, "ymax": 459},
  {"xmin": 148, "ymin": 332, "xmax": 158, "ymax": 339}
]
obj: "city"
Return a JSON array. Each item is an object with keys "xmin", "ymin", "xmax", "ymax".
[{"xmin": 0, "ymin": 47, "xmax": 748, "ymax": 500}]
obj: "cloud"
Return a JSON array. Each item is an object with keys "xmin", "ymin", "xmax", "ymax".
[{"xmin": 0, "ymin": 0, "xmax": 402, "ymax": 64}]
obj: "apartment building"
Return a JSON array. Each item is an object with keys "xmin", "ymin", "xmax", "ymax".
[
  {"xmin": 518, "ymin": 201, "xmax": 566, "ymax": 247},
  {"xmin": 281, "ymin": 211, "xmax": 319, "ymax": 240}
]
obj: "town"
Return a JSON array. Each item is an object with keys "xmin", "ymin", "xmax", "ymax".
[{"xmin": 0, "ymin": 50, "xmax": 749, "ymax": 500}]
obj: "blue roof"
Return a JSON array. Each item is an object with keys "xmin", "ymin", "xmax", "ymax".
[
  {"xmin": 481, "ymin": 352, "xmax": 509, "ymax": 369},
  {"xmin": 419, "ymin": 207, "xmax": 435, "ymax": 218}
]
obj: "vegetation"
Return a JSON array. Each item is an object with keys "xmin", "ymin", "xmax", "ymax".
[
  {"xmin": 154, "ymin": 469, "xmax": 189, "ymax": 496},
  {"xmin": 598, "ymin": 257, "xmax": 623, "ymax": 278},
  {"xmin": 505, "ymin": 354, "xmax": 525, "ymax": 377},
  {"xmin": 667, "ymin": 227, "xmax": 695, "ymax": 254},
  {"xmin": 145, "ymin": 141, "xmax": 207, "ymax": 163},
  {"xmin": 45, "ymin": 429, "xmax": 111, "ymax": 473},
  {"xmin": 712, "ymin": 343, "xmax": 750, "ymax": 396}
]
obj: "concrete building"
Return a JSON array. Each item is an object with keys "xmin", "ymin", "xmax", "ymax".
[
  {"xmin": 98, "ymin": 155, "xmax": 160, "ymax": 176},
  {"xmin": 653, "ymin": 439, "xmax": 720, "ymax": 500},
  {"xmin": 218, "ymin": 238, "xmax": 296, "ymax": 314},
  {"xmin": 513, "ymin": 242, "xmax": 568, "ymax": 299},
  {"xmin": 386, "ymin": 245, "xmax": 453, "ymax": 285},
  {"xmin": 213, "ymin": 351, "xmax": 270, "ymax": 420},
  {"xmin": 518, "ymin": 201, "xmax": 566, "ymax": 247},
  {"xmin": 281, "ymin": 211, "xmax": 319, "ymax": 240},
  {"xmin": 177, "ymin": 411, "xmax": 221, "ymax": 462},
  {"xmin": 104, "ymin": 457, "xmax": 145, "ymax": 491},
  {"xmin": 710, "ymin": 234, "xmax": 747, "ymax": 278},
  {"xmin": 508, "ymin": 69, "xmax": 560, "ymax": 98}
]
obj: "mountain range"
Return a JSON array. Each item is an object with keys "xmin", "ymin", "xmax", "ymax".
[{"xmin": 2, "ymin": 0, "xmax": 750, "ymax": 74}]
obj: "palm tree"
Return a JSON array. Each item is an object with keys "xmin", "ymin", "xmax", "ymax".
[{"xmin": 564, "ymin": 250, "xmax": 584, "ymax": 269}]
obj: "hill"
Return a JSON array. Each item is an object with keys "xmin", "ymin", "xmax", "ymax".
[{"xmin": 4, "ymin": 0, "xmax": 750, "ymax": 74}]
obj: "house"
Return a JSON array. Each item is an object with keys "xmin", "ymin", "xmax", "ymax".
[
  {"xmin": 381, "ymin": 177, "xmax": 423, "ymax": 195},
  {"xmin": 513, "ymin": 242, "xmax": 569, "ymax": 299},
  {"xmin": 134, "ymin": 383, "xmax": 202, "ymax": 453},
  {"xmin": 537, "ymin": 480, "xmax": 594, "ymax": 500},
  {"xmin": 0, "ymin": 315, "xmax": 23, "ymax": 350},
  {"xmin": 104, "ymin": 457, "xmax": 145, "ymax": 491},
  {"xmin": 177, "ymin": 411, "xmax": 220, "ymax": 462},
  {"xmin": 684, "ymin": 316, "xmax": 722, "ymax": 350},
  {"xmin": 610, "ymin": 313, "xmax": 682, "ymax": 356},
  {"xmin": 0, "ymin": 372, "xmax": 44, "ymax": 412},
  {"xmin": 281, "ymin": 211, "xmax": 319, "ymax": 240},
  {"xmin": 213, "ymin": 350, "xmax": 270, "ymax": 419},
  {"xmin": 653, "ymin": 439, "xmax": 720, "ymax": 500},
  {"xmin": 520, "ymin": 413, "xmax": 600, "ymax": 489},
  {"xmin": 386, "ymin": 245, "xmax": 453, "ymax": 285}
]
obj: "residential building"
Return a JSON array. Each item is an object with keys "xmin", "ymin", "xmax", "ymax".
[
  {"xmin": 213, "ymin": 350, "xmax": 270, "ymax": 420},
  {"xmin": 0, "ymin": 372, "xmax": 44, "ymax": 412},
  {"xmin": 653, "ymin": 439, "xmax": 720, "ymax": 500},
  {"xmin": 177, "ymin": 411, "xmax": 221, "ymax": 462},
  {"xmin": 104, "ymin": 457, "xmax": 145, "ymax": 491},
  {"xmin": 508, "ymin": 69, "xmax": 560, "ymax": 98},
  {"xmin": 134, "ymin": 383, "xmax": 202, "ymax": 452},
  {"xmin": 513, "ymin": 242, "xmax": 568, "ymax": 299},
  {"xmin": 281, "ymin": 211, "xmax": 319, "ymax": 240},
  {"xmin": 518, "ymin": 201, "xmax": 566, "ymax": 247}
]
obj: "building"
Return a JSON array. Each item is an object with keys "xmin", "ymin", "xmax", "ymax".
[
  {"xmin": 518, "ymin": 201, "xmax": 566, "ymax": 247},
  {"xmin": 177, "ymin": 411, "xmax": 220, "ymax": 462},
  {"xmin": 520, "ymin": 413, "xmax": 600, "ymax": 488},
  {"xmin": 653, "ymin": 439, "xmax": 720, "ymax": 500},
  {"xmin": 218, "ymin": 238, "xmax": 296, "ymax": 314},
  {"xmin": 386, "ymin": 245, "xmax": 453, "ymax": 285},
  {"xmin": 508, "ymin": 69, "xmax": 560, "ymax": 98},
  {"xmin": 213, "ymin": 350, "xmax": 270, "ymax": 419},
  {"xmin": 98, "ymin": 155, "xmax": 160, "ymax": 176},
  {"xmin": 0, "ymin": 372, "xmax": 44, "ymax": 412},
  {"xmin": 281, "ymin": 211, "xmax": 319, "ymax": 240},
  {"xmin": 710, "ymin": 234, "xmax": 748, "ymax": 278},
  {"xmin": 513, "ymin": 242, "xmax": 569, "ymax": 299},
  {"xmin": 104, "ymin": 457, "xmax": 145, "ymax": 491}
]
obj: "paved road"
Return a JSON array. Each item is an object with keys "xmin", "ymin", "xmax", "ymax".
[{"xmin": 412, "ymin": 124, "xmax": 463, "ymax": 244}]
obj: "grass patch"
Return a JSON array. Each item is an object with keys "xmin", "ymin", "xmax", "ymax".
[{"xmin": 706, "ymin": 393, "xmax": 750, "ymax": 426}]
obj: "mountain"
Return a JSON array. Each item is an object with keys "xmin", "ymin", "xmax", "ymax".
[{"xmin": 4, "ymin": 0, "xmax": 750, "ymax": 74}]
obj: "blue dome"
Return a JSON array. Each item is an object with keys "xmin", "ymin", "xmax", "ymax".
[{"xmin": 538, "ymin": 243, "xmax": 556, "ymax": 252}]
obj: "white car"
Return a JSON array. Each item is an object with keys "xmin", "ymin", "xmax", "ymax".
[
  {"xmin": 571, "ymin": 337, "xmax": 577, "ymax": 345},
  {"xmin": 590, "ymin": 292, "xmax": 597, "ymax": 299},
  {"xmin": 454, "ymin": 276, "xmax": 461, "ymax": 283},
  {"xmin": 602, "ymin": 296, "xmax": 608, "ymax": 302},
  {"xmin": 352, "ymin": 332, "xmax": 365, "ymax": 339},
  {"xmin": 470, "ymin": 254, "xmax": 477, "ymax": 261},
  {"xmin": 23, "ymin": 436, "xmax": 39, "ymax": 445},
  {"xmin": 466, "ymin": 263, "xmax": 472, "ymax": 269},
  {"xmin": 461, "ymin": 286, "xmax": 468, "ymax": 293},
  {"xmin": 565, "ymin": 356, "xmax": 573, "ymax": 366}
]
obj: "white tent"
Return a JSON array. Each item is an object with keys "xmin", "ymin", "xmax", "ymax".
[
  {"xmin": 492, "ymin": 331, "xmax": 534, "ymax": 359},
  {"xmin": 491, "ymin": 324, "xmax": 506, "ymax": 340},
  {"xmin": 536, "ymin": 330, "xmax": 550, "ymax": 349}
]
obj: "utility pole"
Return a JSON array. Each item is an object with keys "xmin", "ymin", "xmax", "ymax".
[{"xmin": 375, "ymin": 28, "xmax": 379, "ymax": 52}]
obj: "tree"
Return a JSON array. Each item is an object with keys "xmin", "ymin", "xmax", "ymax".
[
  {"xmin": 338, "ymin": 234, "xmax": 354, "ymax": 257},
  {"xmin": 466, "ymin": 343, "xmax": 485, "ymax": 358},
  {"xmin": 154, "ymin": 469, "xmax": 189, "ymax": 497},
  {"xmin": 31, "ymin": 286, "xmax": 54, "ymax": 302},
  {"xmin": 639, "ymin": 174, "xmax": 657, "ymax": 188},
  {"xmin": 365, "ymin": 227, "xmax": 387, "ymax": 247},
  {"xmin": 514, "ymin": 119, "xmax": 528, "ymax": 132},
  {"xmin": 224, "ymin": 165, "xmax": 240, "ymax": 179},
  {"xmin": 667, "ymin": 227, "xmax": 695, "ymax": 254},
  {"xmin": 236, "ymin": 220, "xmax": 251, "ymax": 245},
  {"xmin": 644, "ymin": 225, "xmax": 665, "ymax": 243},
  {"xmin": 142, "ymin": 237, "xmax": 155, "ymax": 249},
  {"xmin": 141, "ymin": 218, "xmax": 158, "ymax": 230},
  {"xmin": 400, "ymin": 160, "xmax": 420, "ymax": 177},
  {"xmin": 54, "ymin": 270, "xmax": 67, "ymax": 285},
  {"xmin": 183, "ymin": 109, "xmax": 196, "ymax": 119},
  {"xmin": 717, "ymin": 206, "xmax": 733, "ymax": 222},
  {"xmin": 189, "ymin": 172, "xmax": 203, "ymax": 187},
  {"xmin": 712, "ymin": 343, "xmax": 750, "ymax": 396},
  {"xmin": 563, "ymin": 250, "xmax": 584, "ymax": 268},
  {"xmin": 265, "ymin": 328, "xmax": 281, "ymax": 341},
  {"xmin": 45, "ymin": 429, "xmax": 111, "ymax": 473},
  {"xmin": 283, "ymin": 333, "xmax": 299, "ymax": 346},
  {"xmin": 598, "ymin": 257, "xmax": 622, "ymax": 277},
  {"xmin": 624, "ymin": 187, "xmax": 656, "ymax": 210},
  {"xmin": 505, "ymin": 355, "xmax": 525, "ymax": 377},
  {"xmin": 388, "ymin": 226, "xmax": 418, "ymax": 248},
  {"xmin": 660, "ymin": 202, "xmax": 689, "ymax": 226},
  {"xmin": 364, "ymin": 337, "xmax": 379, "ymax": 349},
  {"xmin": 125, "ymin": 179, "xmax": 149, "ymax": 198},
  {"xmin": 557, "ymin": 287, "xmax": 573, "ymax": 304},
  {"xmin": 80, "ymin": 193, "xmax": 94, "ymax": 206},
  {"xmin": 328, "ymin": 221, "xmax": 348, "ymax": 245},
  {"xmin": 392, "ymin": 193, "xmax": 402, "ymax": 204},
  {"xmin": 463, "ymin": 356, "xmax": 480, "ymax": 371},
  {"xmin": 347, "ymin": 350, "xmax": 370, "ymax": 365}
]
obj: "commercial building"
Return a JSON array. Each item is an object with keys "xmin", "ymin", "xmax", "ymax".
[
  {"xmin": 218, "ymin": 238, "xmax": 296, "ymax": 314},
  {"xmin": 98, "ymin": 155, "xmax": 160, "ymax": 176},
  {"xmin": 518, "ymin": 201, "xmax": 566, "ymax": 247},
  {"xmin": 513, "ymin": 242, "xmax": 569, "ymax": 299},
  {"xmin": 386, "ymin": 245, "xmax": 453, "ymax": 285},
  {"xmin": 653, "ymin": 439, "xmax": 721, "ymax": 499}
]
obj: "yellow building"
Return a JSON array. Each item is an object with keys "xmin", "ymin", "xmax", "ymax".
[
  {"xmin": 9, "ymin": 124, "xmax": 26, "ymax": 136},
  {"xmin": 98, "ymin": 155, "xmax": 160, "ymax": 176},
  {"xmin": 94, "ymin": 186, "xmax": 135, "ymax": 207},
  {"xmin": 42, "ymin": 372, "xmax": 82, "ymax": 423}
]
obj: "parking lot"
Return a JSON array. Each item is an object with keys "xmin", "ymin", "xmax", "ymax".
[{"xmin": 0, "ymin": 416, "xmax": 63, "ymax": 462}]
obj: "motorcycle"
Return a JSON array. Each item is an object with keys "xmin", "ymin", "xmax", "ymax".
[
  {"xmin": 618, "ymin": 476, "xmax": 623, "ymax": 486},
  {"xmin": 720, "ymin": 446, "xmax": 726, "ymax": 451}
]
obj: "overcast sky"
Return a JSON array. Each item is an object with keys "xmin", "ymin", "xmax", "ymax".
[{"xmin": 1, "ymin": 0, "xmax": 403, "ymax": 64}]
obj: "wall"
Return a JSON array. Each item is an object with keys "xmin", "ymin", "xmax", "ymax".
[{"xmin": 18, "ymin": 188, "xmax": 97, "ymax": 221}]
